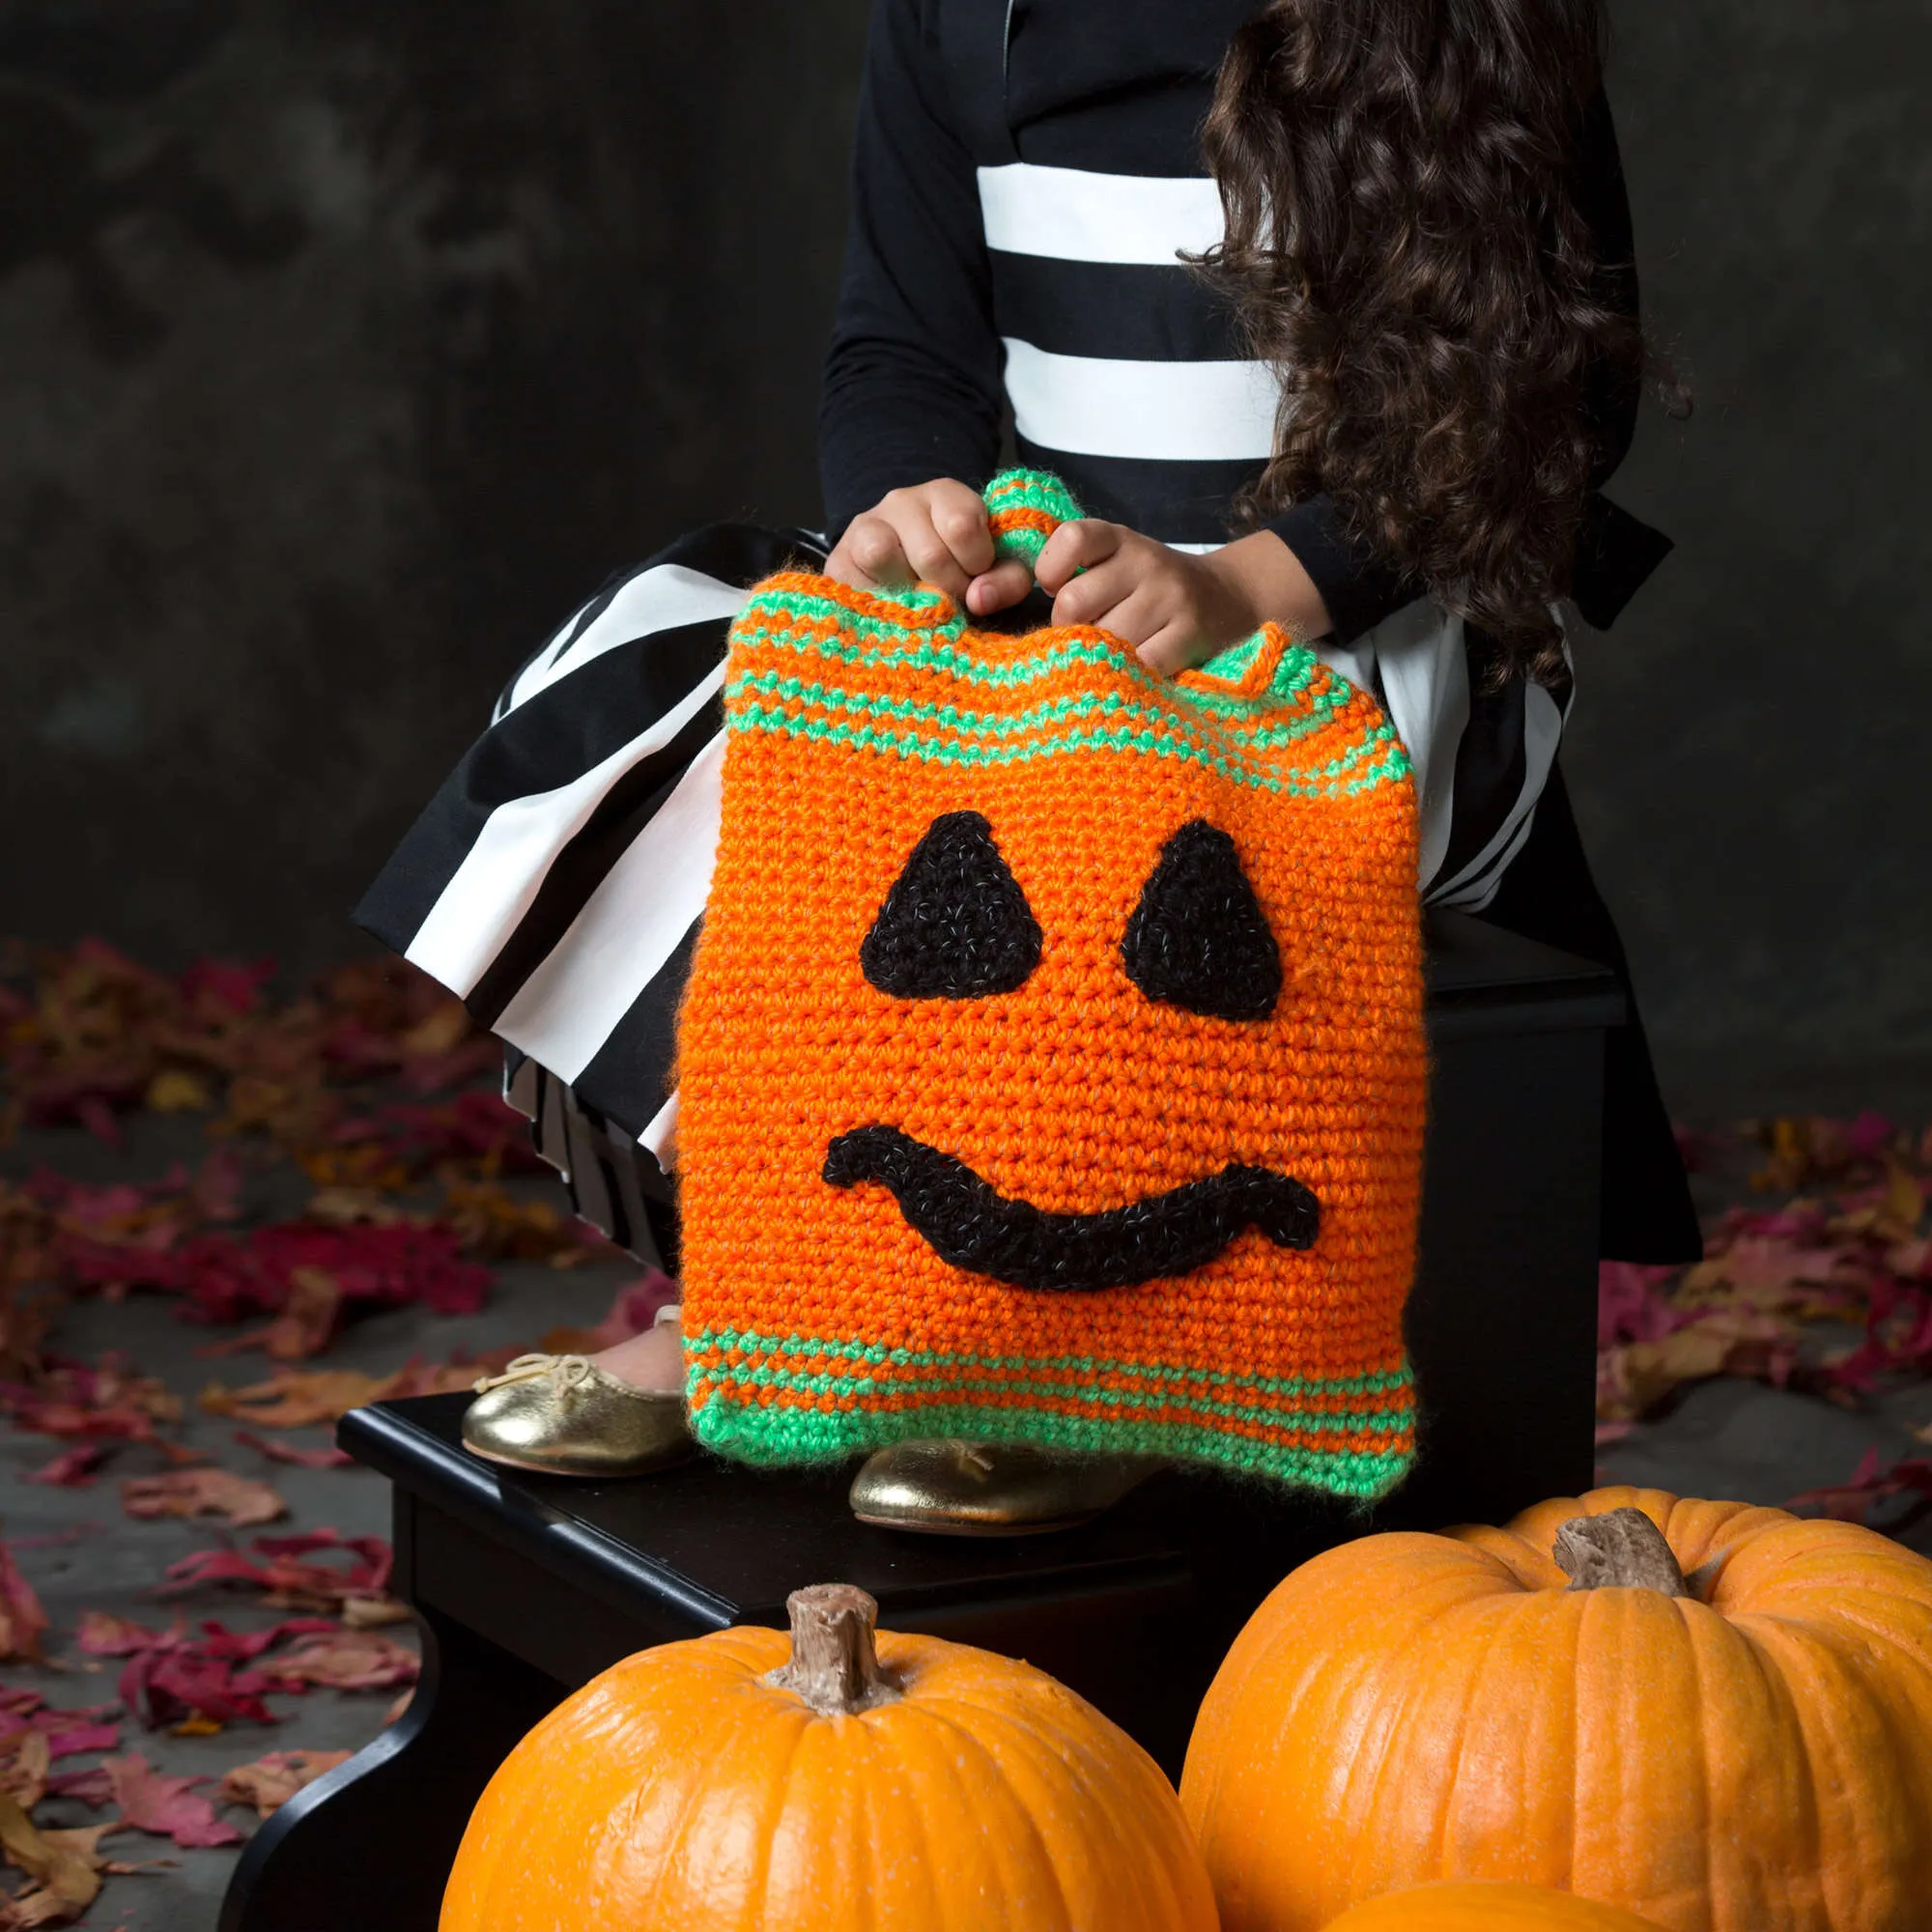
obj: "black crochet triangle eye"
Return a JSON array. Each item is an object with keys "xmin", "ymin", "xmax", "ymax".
[
  {"xmin": 861, "ymin": 810, "xmax": 1042, "ymax": 999},
  {"xmin": 1122, "ymin": 819, "xmax": 1281, "ymax": 1021}
]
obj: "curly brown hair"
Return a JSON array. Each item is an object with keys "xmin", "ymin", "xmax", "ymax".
[{"xmin": 1198, "ymin": 0, "xmax": 1674, "ymax": 677}]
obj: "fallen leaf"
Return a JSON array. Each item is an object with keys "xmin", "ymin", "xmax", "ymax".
[
  {"xmin": 0, "ymin": 1534, "xmax": 48, "ymax": 1663},
  {"xmin": 121, "ymin": 1467, "xmax": 287, "ymax": 1529},
  {"xmin": 1787, "ymin": 1448, "xmax": 1932, "ymax": 1533},
  {"xmin": 99, "ymin": 1754, "xmax": 240, "ymax": 1848},
  {"xmin": 162, "ymin": 1531, "xmax": 391, "ymax": 1610},
  {"xmin": 36, "ymin": 1724, "xmax": 119, "ymax": 1763},
  {"xmin": 200, "ymin": 1370, "xmax": 387, "ymax": 1428},
  {"xmin": 21, "ymin": 1447, "xmax": 104, "ymax": 1490},
  {"xmin": 337, "ymin": 1595, "xmax": 412, "ymax": 1629},
  {"xmin": 216, "ymin": 1748, "xmax": 352, "ymax": 1817},
  {"xmin": 0, "ymin": 1792, "xmax": 104, "ymax": 1925},
  {"xmin": 144, "ymin": 1069, "xmax": 212, "ymax": 1114},
  {"xmin": 0, "ymin": 1737, "xmax": 49, "ymax": 1809},
  {"xmin": 230, "ymin": 1430, "xmax": 351, "ymax": 1470},
  {"xmin": 201, "ymin": 1356, "xmax": 498, "ymax": 1428},
  {"xmin": 255, "ymin": 1629, "xmax": 418, "ymax": 1692},
  {"xmin": 77, "ymin": 1612, "xmax": 335, "ymax": 1729},
  {"xmin": 74, "ymin": 1612, "xmax": 159, "ymax": 1659}
]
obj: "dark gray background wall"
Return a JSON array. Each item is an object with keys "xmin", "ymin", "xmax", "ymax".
[{"xmin": 2, "ymin": 0, "xmax": 1927, "ymax": 1120}]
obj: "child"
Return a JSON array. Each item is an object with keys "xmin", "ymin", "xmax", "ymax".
[{"xmin": 362, "ymin": 0, "xmax": 1698, "ymax": 1516}]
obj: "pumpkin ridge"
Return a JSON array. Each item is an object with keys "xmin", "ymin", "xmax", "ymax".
[
  {"xmin": 918, "ymin": 1672, "xmax": 1210, "ymax": 1928},
  {"xmin": 625, "ymin": 1667, "xmax": 806, "ymax": 1929},
  {"xmin": 903, "ymin": 1697, "xmax": 1081, "ymax": 1932},
  {"xmin": 1725, "ymin": 1606, "xmax": 1881, "ymax": 1926}
]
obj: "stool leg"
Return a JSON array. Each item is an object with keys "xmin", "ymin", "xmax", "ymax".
[{"xmin": 218, "ymin": 1602, "xmax": 562, "ymax": 1932}]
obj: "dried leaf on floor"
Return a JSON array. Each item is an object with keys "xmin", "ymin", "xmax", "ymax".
[
  {"xmin": 0, "ymin": 1355, "xmax": 184, "ymax": 1450},
  {"xmin": 1786, "ymin": 1447, "xmax": 1932, "ymax": 1533},
  {"xmin": 98, "ymin": 1755, "xmax": 241, "ymax": 1849},
  {"xmin": 0, "ymin": 1538, "xmax": 47, "ymax": 1664},
  {"xmin": 0, "ymin": 1739, "xmax": 48, "ymax": 1811},
  {"xmin": 121, "ymin": 1468, "xmax": 287, "ymax": 1529},
  {"xmin": 337, "ymin": 1595, "xmax": 411, "ymax": 1629},
  {"xmin": 22, "ymin": 1447, "xmax": 105, "ymax": 1490},
  {"xmin": 216, "ymin": 1747, "xmax": 352, "ymax": 1818},
  {"xmin": 0, "ymin": 1792, "xmax": 106, "ymax": 1926},
  {"xmin": 201, "ymin": 1355, "xmax": 508, "ymax": 1429},
  {"xmin": 255, "ymin": 1629, "xmax": 417, "ymax": 1693},
  {"xmin": 229, "ymin": 1429, "xmax": 351, "ymax": 1469},
  {"xmin": 78, "ymin": 1612, "xmax": 333, "ymax": 1730},
  {"xmin": 163, "ymin": 1530, "xmax": 392, "ymax": 1612}
]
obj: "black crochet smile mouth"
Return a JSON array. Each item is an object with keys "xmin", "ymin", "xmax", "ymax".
[{"xmin": 821, "ymin": 1124, "xmax": 1319, "ymax": 1293}]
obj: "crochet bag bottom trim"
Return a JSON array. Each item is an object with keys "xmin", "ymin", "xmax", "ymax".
[{"xmin": 684, "ymin": 1328, "xmax": 1417, "ymax": 1497}]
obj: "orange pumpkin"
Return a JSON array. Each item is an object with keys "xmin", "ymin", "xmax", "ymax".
[
  {"xmin": 1321, "ymin": 1882, "xmax": 1666, "ymax": 1929},
  {"xmin": 443, "ymin": 1583, "xmax": 1219, "ymax": 1931},
  {"xmin": 1180, "ymin": 1486, "xmax": 1932, "ymax": 1932}
]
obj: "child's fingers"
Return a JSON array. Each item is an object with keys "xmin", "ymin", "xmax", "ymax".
[
  {"xmin": 930, "ymin": 482, "xmax": 998, "ymax": 578},
  {"xmin": 965, "ymin": 559, "xmax": 1035, "ymax": 616},
  {"xmin": 1048, "ymin": 553, "xmax": 1140, "ymax": 630},
  {"xmin": 1135, "ymin": 620, "xmax": 1205, "ymax": 679},
  {"xmin": 832, "ymin": 513, "xmax": 916, "ymax": 589},
  {"xmin": 895, "ymin": 514, "xmax": 976, "ymax": 599},
  {"xmin": 1034, "ymin": 519, "xmax": 1123, "ymax": 594}
]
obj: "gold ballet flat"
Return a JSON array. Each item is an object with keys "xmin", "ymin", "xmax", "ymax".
[
  {"xmin": 462, "ymin": 1353, "xmax": 694, "ymax": 1478},
  {"xmin": 848, "ymin": 1437, "xmax": 1162, "ymax": 1535}
]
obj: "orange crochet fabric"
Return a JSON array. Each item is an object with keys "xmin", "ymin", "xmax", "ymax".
[{"xmin": 674, "ymin": 474, "xmax": 1426, "ymax": 1493}]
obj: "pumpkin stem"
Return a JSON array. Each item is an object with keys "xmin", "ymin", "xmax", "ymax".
[
  {"xmin": 1553, "ymin": 1506, "xmax": 1692, "ymax": 1597},
  {"xmin": 764, "ymin": 1584, "xmax": 901, "ymax": 1716}
]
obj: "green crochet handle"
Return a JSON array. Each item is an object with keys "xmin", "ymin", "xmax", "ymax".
[{"xmin": 983, "ymin": 468, "xmax": 1085, "ymax": 574}]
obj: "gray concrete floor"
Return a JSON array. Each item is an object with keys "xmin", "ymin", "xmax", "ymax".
[
  {"xmin": 3, "ymin": 1107, "xmax": 1928, "ymax": 1928},
  {"xmin": 3, "ymin": 1112, "xmax": 630, "ymax": 1931}
]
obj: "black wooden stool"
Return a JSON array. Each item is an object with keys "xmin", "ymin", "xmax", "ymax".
[{"xmin": 219, "ymin": 911, "xmax": 1620, "ymax": 1932}]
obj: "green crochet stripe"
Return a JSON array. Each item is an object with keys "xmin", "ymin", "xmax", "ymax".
[
  {"xmin": 724, "ymin": 667, "xmax": 1356, "ymax": 768},
  {"xmin": 690, "ymin": 1327, "xmax": 1414, "ymax": 1395},
  {"xmin": 984, "ymin": 467, "xmax": 1085, "ymax": 570},
  {"xmin": 984, "ymin": 467, "xmax": 1084, "ymax": 522},
  {"xmin": 738, "ymin": 590, "xmax": 1321, "ymax": 714},
  {"xmin": 733, "ymin": 605, "xmax": 1324, "ymax": 718},
  {"xmin": 689, "ymin": 1394, "xmax": 1414, "ymax": 1497},
  {"xmin": 726, "ymin": 692, "xmax": 1410, "ymax": 796}
]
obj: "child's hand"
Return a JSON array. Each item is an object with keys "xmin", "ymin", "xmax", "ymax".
[
  {"xmin": 1035, "ymin": 523, "xmax": 1332, "ymax": 677},
  {"xmin": 826, "ymin": 479, "xmax": 1034, "ymax": 618}
]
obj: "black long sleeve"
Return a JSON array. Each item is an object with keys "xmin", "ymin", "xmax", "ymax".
[{"xmin": 817, "ymin": 0, "xmax": 1005, "ymax": 541}]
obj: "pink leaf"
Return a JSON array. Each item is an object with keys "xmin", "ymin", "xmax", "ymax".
[
  {"xmin": 121, "ymin": 1466, "xmax": 287, "ymax": 1528},
  {"xmin": 39, "ymin": 1723, "xmax": 120, "ymax": 1761},
  {"xmin": 0, "ymin": 1532, "xmax": 49, "ymax": 1663},
  {"xmin": 23, "ymin": 1446, "xmax": 105, "ymax": 1489},
  {"xmin": 231, "ymin": 1430, "xmax": 351, "ymax": 1469},
  {"xmin": 255, "ymin": 1629, "xmax": 418, "ymax": 1693},
  {"xmin": 101, "ymin": 1752, "xmax": 242, "ymax": 1848}
]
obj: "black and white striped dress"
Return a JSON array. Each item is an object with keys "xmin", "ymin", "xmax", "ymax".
[{"xmin": 357, "ymin": 0, "xmax": 1683, "ymax": 1263}]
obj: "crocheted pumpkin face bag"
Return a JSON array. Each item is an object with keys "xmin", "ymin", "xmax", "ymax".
[{"xmin": 675, "ymin": 471, "xmax": 1426, "ymax": 1495}]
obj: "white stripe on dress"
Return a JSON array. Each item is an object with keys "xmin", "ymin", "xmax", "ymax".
[
  {"xmin": 500, "ymin": 566, "xmax": 749, "ymax": 718},
  {"xmin": 1431, "ymin": 678, "xmax": 1567, "ymax": 908},
  {"xmin": 492, "ymin": 729, "xmax": 727, "ymax": 1080},
  {"xmin": 403, "ymin": 663, "xmax": 725, "ymax": 997},
  {"xmin": 1001, "ymin": 339, "xmax": 1278, "ymax": 464},
  {"xmin": 640, "ymin": 1090, "xmax": 679, "ymax": 1171},
  {"xmin": 977, "ymin": 163, "xmax": 1225, "ymax": 265}
]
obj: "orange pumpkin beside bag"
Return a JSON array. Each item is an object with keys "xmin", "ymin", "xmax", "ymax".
[
  {"xmin": 440, "ymin": 1584, "xmax": 1219, "ymax": 1932},
  {"xmin": 1180, "ymin": 1486, "xmax": 1932, "ymax": 1932}
]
